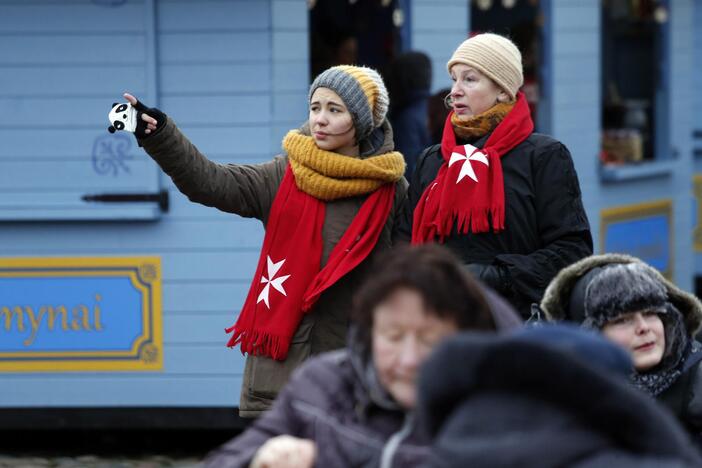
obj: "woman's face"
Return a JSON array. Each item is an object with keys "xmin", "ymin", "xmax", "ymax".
[
  {"xmin": 309, "ymin": 87, "xmax": 358, "ymax": 156},
  {"xmin": 449, "ymin": 63, "xmax": 508, "ymax": 120},
  {"xmin": 372, "ymin": 288, "xmax": 459, "ymax": 409},
  {"xmin": 601, "ymin": 311, "xmax": 666, "ymax": 371}
]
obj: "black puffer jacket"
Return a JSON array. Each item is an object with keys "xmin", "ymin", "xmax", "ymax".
[
  {"xmin": 418, "ymin": 328, "xmax": 702, "ymax": 468},
  {"xmin": 396, "ymin": 133, "xmax": 593, "ymax": 318},
  {"xmin": 203, "ymin": 289, "xmax": 521, "ymax": 468}
]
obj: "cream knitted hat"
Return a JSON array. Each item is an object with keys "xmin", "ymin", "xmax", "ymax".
[{"xmin": 447, "ymin": 33, "xmax": 523, "ymax": 100}]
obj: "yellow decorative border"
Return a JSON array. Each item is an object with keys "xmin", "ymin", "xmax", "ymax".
[
  {"xmin": 600, "ymin": 199, "xmax": 673, "ymax": 278},
  {"xmin": 693, "ymin": 175, "xmax": 702, "ymax": 252},
  {"xmin": 0, "ymin": 256, "xmax": 162, "ymax": 372}
]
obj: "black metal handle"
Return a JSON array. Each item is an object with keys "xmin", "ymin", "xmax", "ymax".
[{"xmin": 82, "ymin": 190, "xmax": 169, "ymax": 212}]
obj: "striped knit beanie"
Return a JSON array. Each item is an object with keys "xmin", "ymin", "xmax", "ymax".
[
  {"xmin": 308, "ymin": 65, "xmax": 389, "ymax": 142},
  {"xmin": 447, "ymin": 33, "xmax": 523, "ymax": 100}
]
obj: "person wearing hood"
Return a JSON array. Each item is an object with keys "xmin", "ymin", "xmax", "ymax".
[
  {"xmin": 203, "ymin": 244, "xmax": 522, "ymax": 468},
  {"xmin": 418, "ymin": 324, "xmax": 702, "ymax": 467},
  {"xmin": 386, "ymin": 51, "xmax": 432, "ymax": 178},
  {"xmin": 539, "ymin": 253, "xmax": 702, "ymax": 440},
  {"xmin": 120, "ymin": 65, "xmax": 408, "ymax": 417},
  {"xmin": 395, "ymin": 33, "xmax": 592, "ymax": 318}
]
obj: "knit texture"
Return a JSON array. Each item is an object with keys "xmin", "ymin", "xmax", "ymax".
[
  {"xmin": 309, "ymin": 65, "xmax": 389, "ymax": 141},
  {"xmin": 447, "ymin": 33, "xmax": 523, "ymax": 100},
  {"xmin": 283, "ymin": 130, "xmax": 405, "ymax": 201},
  {"xmin": 451, "ymin": 101, "xmax": 515, "ymax": 140}
]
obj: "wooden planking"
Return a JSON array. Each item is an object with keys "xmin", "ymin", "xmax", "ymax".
[
  {"xmin": 0, "ymin": 96, "xmax": 149, "ymax": 127},
  {"xmin": 0, "ymin": 35, "xmax": 147, "ymax": 66},
  {"xmin": 160, "ymin": 63, "xmax": 271, "ymax": 95},
  {"xmin": 0, "ymin": 2, "xmax": 145, "ymax": 33},
  {"xmin": 0, "ymin": 129, "xmax": 144, "ymax": 160},
  {"xmin": 161, "ymin": 189, "xmax": 270, "ymax": 220},
  {"xmin": 162, "ymin": 251, "xmax": 260, "ymax": 282},
  {"xmin": 162, "ymin": 346, "xmax": 245, "ymax": 374},
  {"xmin": 160, "ymin": 95, "xmax": 271, "ymax": 125},
  {"xmin": 552, "ymin": 30, "xmax": 598, "ymax": 57},
  {"xmin": 157, "ymin": 0, "xmax": 269, "ymax": 31},
  {"xmin": 0, "ymin": 160, "xmax": 159, "ymax": 191},
  {"xmin": 164, "ymin": 314, "xmax": 235, "ymax": 344},
  {"xmin": 272, "ymin": 0, "xmax": 306, "ymax": 30},
  {"xmin": 158, "ymin": 31, "xmax": 271, "ymax": 63},
  {"xmin": 552, "ymin": 3, "xmax": 598, "ymax": 31},
  {"xmin": 272, "ymin": 32, "xmax": 308, "ymax": 61},
  {"xmin": 163, "ymin": 283, "xmax": 249, "ymax": 313},
  {"xmin": 272, "ymin": 92, "xmax": 308, "ymax": 120},
  {"xmin": 0, "ymin": 206, "xmax": 161, "ymax": 222},
  {"xmin": 0, "ymin": 0, "xmax": 305, "ymax": 407},
  {"xmin": 412, "ymin": 32, "xmax": 466, "ymax": 56},
  {"xmin": 0, "ymin": 375, "xmax": 243, "ymax": 407},
  {"xmin": 0, "ymin": 219, "xmax": 264, "ymax": 252},
  {"xmin": 552, "ymin": 55, "xmax": 598, "ymax": 83},
  {"xmin": 272, "ymin": 61, "xmax": 309, "ymax": 92},
  {"xmin": 0, "ymin": 66, "xmax": 146, "ymax": 97},
  {"xmin": 411, "ymin": 3, "xmax": 466, "ymax": 31}
]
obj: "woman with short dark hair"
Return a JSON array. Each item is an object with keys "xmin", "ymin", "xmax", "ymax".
[{"xmin": 204, "ymin": 244, "xmax": 521, "ymax": 468}]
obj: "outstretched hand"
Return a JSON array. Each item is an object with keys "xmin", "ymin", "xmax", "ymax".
[{"xmin": 123, "ymin": 92, "xmax": 159, "ymax": 135}]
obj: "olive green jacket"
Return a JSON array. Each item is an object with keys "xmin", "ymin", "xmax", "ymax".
[{"xmin": 141, "ymin": 118, "xmax": 408, "ymax": 417}]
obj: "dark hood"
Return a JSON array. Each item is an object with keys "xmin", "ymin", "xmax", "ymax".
[{"xmin": 417, "ymin": 327, "xmax": 702, "ymax": 467}]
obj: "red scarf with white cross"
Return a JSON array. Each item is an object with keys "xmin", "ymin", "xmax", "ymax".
[
  {"xmin": 226, "ymin": 166, "xmax": 395, "ymax": 360},
  {"xmin": 412, "ymin": 92, "xmax": 533, "ymax": 242}
]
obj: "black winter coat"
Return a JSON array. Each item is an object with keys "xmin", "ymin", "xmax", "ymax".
[
  {"xmin": 396, "ymin": 133, "xmax": 593, "ymax": 317},
  {"xmin": 660, "ymin": 343, "xmax": 702, "ymax": 442}
]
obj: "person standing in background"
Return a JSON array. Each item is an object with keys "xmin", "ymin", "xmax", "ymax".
[{"xmin": 387, "ymin": 51, "xmax": 432, "ymax": 178}]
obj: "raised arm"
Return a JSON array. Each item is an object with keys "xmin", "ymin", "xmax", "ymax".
[{"xmin": 123, "ymin": 93, "xmax": 286, "ymax": 221}]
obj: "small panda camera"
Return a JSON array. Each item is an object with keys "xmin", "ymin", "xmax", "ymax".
[{"xmin": 107, "ymin": 102, "xmax": 138, "ymax": 133}]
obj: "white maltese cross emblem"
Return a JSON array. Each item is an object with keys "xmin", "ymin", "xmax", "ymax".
[
  {"xmin": 448, "ymin": 144, "xmax": 489, "ymax": 184},
  {"xmin": 257, "ymin": 256, "xmax": 291, "ymax": 308}
]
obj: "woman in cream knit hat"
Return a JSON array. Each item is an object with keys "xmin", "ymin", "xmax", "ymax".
[
  {"xmin": 115, "ymin": 65, "xmax": 407, "ymax": 417},
  {"xmin": 397, "ymin": 33, "xmax": 592, "ymax": 318}
]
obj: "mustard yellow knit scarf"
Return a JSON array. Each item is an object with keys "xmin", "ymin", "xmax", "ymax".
[
  {"xmin": 282, "ymin": 130, "xmax": 405, "ymax": 201},
  {"xmin": 451, "ymin": 101, "xmax": 515, "ymax": 141}
]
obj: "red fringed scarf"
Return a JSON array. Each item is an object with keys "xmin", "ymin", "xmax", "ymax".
[
  {"xmin": 412, "ymin": 92, "xmax": 534, "ymax": 243},
  {"xmin": 226, "ymin": 166, "xmax": 396, "ymax": 361}
]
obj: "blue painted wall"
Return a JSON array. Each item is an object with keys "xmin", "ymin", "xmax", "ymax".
[
  {"xmin": 1, "ymin": 0, "xmax": 700, "ymax": 409},
  {"xmin": 0, "ymin": 0, "xmax": 307, "ymax": 407},
  {"xmin": 410, "ymin": 0, "xmax": 468, "ymax": 93},
  {"xmin": 543, "ymin": 1, "xmax": 694, "ymax": 291}
]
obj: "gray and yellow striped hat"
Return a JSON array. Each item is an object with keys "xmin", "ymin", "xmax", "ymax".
[{"xmin": 308, "ymin": 65, "xmax": 389, "ymax": 141}]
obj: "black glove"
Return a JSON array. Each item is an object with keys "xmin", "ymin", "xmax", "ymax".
[
  {"xmin": 464, "ymin": 263, "xmax": 512, "ymax": 296},
  {"xmin": 107, "ymin": 99, "xmax": 166, "ymax": 142},
  {"xmin": 131, "ymin": 99, "xmax": 166, "ymax": 140}
]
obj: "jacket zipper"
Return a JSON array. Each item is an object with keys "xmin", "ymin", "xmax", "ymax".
[{"xmin": 379, "ymin": 412, "xmax": 414, "ymax": 468}]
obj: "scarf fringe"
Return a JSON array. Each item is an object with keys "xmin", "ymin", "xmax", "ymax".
[
  {"xmin": 225, "ymin": 326, "xmax": 289, "ymax": 361},
  {"xmin": 440, "ymin": 204, "xmax": 505, "ymax": 237}
]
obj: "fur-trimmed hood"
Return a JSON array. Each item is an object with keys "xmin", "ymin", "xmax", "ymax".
[{"xmin": 540, "ymin": 253, "xmax": 702, "ymax": 336}]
